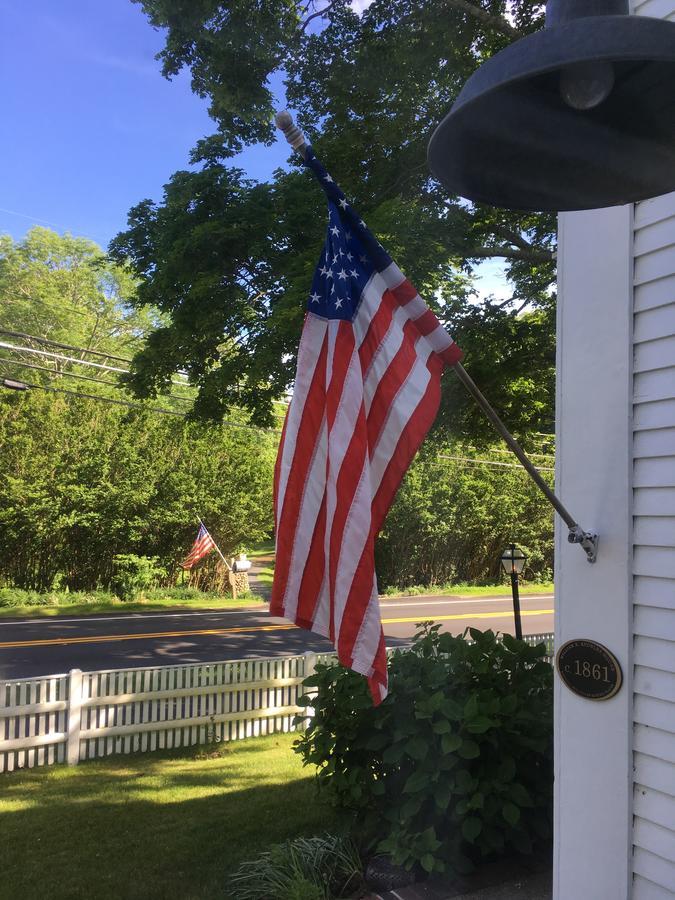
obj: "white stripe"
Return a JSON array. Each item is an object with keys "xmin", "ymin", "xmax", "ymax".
[
  {"xmin": 401, "ymin": 294, "xmax": 428, "ymax": 320},
  {"xmin": 369, "ymin": 345, "xmax": 434, "ymax": 496},
  {"xmin": 349, "ymin": 583, "xmax": 383, "ymax": 677},
  {"xmin": 379, "ymin": 261, "xmax": 405, "ymax": 290},
  {"xmin": 362, "ymin": 323, "xmax": 408, "ymax": 414},
  {"xmin": 324, "ymin": 342, "xmax": 364, "ymax": 552},
  {"xmin": 333, "ymin": 459, "xmax": 373, "ymax": 637},
  {"xmin": 352, "ymin": 272, "xmax": 388, "ymax": 347},
  {"xmin": 316, "ymin": 327, "xmax": 361, "ymax": 635},
  {"xmin": 280, "ymin": 414, "xmax": 328, "ymax": 621},
  {"xmin": 276, "ymin": 315, "xmax": 327, "ymax": 514},
  {"xmin": 424, "ymin": 323, "xmax": 453, "ymax": 353}
]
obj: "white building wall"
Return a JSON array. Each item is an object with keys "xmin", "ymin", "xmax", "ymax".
[
  {"xmin": 554, "ymin": 206, "xmax": 634, "ymax": 900},
  {"xmin": 555, "ymin": 6, "xmax": 675, "ymax": 898},
  {"xmin": 630, "ymin": 5, "xmax": 675, "ymax": 898}
]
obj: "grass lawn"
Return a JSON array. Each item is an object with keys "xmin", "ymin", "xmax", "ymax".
[
  {"xmin": 381, "ymin": 582, "xmax": 554, "ymax": 599},
  {"xmin": 0, "ymin": 594, "xmax": 265, "ymax": 620},
  {"xmin": 0, "ymin": 733, "xmax": 342, "ymax": 900}
]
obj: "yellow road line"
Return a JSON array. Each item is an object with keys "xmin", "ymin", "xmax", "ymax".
[
  {"xmin": 381, "ymin": 609, "xmax": 554, "ymax": 625},
  {"xmin": 0, "ymin": 623, "xmax": 297, "ymax": 650},
  {"xmin": 0, "ymin": 608, "xmax": 553, "ymax": 650}
]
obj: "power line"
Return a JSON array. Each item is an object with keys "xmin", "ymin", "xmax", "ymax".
[
  {"xmin": 0, "ymin": 357, "xmax": 122, "ymax": 389},
  {"xmin": 0, "ymin": 377, "xmax": 283, "ymax": 434},
  {"xmin": 436, "ymin": 454, "xmax": 554, "ymax": 472},
  {"xmin": 0, "ymin": 328, "xmax": 291, "ymax": 408},
  {"xmin": 0, "ymin": 327, "xmax": 144, "ymax": 364}
]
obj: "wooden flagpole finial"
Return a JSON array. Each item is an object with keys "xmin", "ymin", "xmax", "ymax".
[{"xmin": 275, "ymin": 110, "xmax": 307, "ymax": 153}]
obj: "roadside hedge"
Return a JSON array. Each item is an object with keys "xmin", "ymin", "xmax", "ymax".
[{"xmin": 294, "ymin": 625, "xmax": 553, "ymax": 876}]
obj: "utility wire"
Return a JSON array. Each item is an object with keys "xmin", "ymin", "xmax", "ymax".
[
  {"xmin": 0, "ymin": 328, "xmax": 290, "ymax": 408},
  {"xmin": 0, "ymin": 328, "xmax": 159, "ymax": 366},
  {"xmin": 436, "ymin": 454, "xmax": 554, "ymax": 472},
  {"xmin": 0, "ymin": 357, "xmax": 122, "ymax": 389},
  {"xmin": 0, "ymin": 377, "xmax": 283, "ymax": 434},
  {"xmin": 0, "ymin": 355, "xmax": 288, "ymax": 419}
]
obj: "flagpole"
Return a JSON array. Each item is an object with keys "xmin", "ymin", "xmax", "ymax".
[
  {"xmin": 197, "ymin": 516, "xmax": 232, "ymax": 571},
  {"xmin": 274, "ymin": 110, "xmax": 598, "ymax": 564}
]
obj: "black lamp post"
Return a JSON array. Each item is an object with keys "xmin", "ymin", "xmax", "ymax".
[{"xmin": 501, "ymin": 544, "xmax": 527, "ymax": 641}]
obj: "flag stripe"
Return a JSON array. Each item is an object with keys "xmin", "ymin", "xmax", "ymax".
[{"xmin": 271, "ymin": 146, "xmax": 463, "ymax": 704}]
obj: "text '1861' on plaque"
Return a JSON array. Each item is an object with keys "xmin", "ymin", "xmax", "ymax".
[{"xmin": 555, "ymin": 639, "xmax": 622, "ymax": 701}]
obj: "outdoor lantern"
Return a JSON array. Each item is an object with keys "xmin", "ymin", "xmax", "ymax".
[
  {"xmin": 427, "ymin": 0, "xmax": 675, "ymax": 211},
  {"xmin": 501, "ymin": 544, "xmax": 527, "ymax": 577}
]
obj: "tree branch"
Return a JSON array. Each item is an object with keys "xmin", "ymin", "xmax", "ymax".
[
  {"xmin": 468, "ymin": 246, "xmax": 555, "ymax": 263},
  {"xmin": 443, "ymin": 0, "xmax": 518, "ymax": 38},
  {"xmin": 301, "ymin": 0, "xmax": 340, "ymax": 32}
]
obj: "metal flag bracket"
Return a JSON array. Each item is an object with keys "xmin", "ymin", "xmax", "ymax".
[{"xmin": 275, "ymin": 110, "xmax": 599, "ymax": 564}]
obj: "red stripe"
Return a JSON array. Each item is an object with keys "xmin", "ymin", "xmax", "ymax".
[
  {"xmin": 336, "ymin": 538, "xmax": 376, "ymax": 664},
  {"xmin": 273, "ymin": 410, "xmax": 289, "ymax": 523},
  {"xmin": 413, "ymin": 309, "xmax": 441, "ymax": 337},
  {"xmin": 338, "ymin": 354, "xmax": 444, "ymax": 665},
  {"xmin": 357, "ymin": 289, "xmax": 396, "ymax": 374},
  {"xmin": 292, "ymin": 324, "xmax": 358, "ymax": 629},
  {"xmin": 295, "ymin": 492, "xmax": 327, "ymax": 625},
  {"xmin": 371, "ymin": 352, "xmax": 444, "ymax": 535},
  {"xmin": 441, "ymin": 343, "xmax": 463, "ymax": 365},
  {"xmin": 327, "ymin": 410, "xmax": 368, "ymax": 641},
  {"xmin": 366, "ymin": 320, "xmax": 418, "ymax": 450},
  {"xmin": 367, "ymin": 632, "xmax": 388, "ymax": 705},
  {"xmin": 391, "ymin": 279, "xmax": 417, "ymax": 306},
  {"xmin": 270, "ymin": 334, "xmax": 329, "ymax": 616}
]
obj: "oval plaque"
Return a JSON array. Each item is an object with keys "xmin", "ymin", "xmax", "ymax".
[{"xmin": 555, "ymin": 639, "xmax": 622, "ymax": 701}]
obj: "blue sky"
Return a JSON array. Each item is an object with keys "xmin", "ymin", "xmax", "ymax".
[
  {"xmin": 1, "ymin": 0, "xmax": 506, "ymax": 297},
  {"xmin": 0, "ymin": 0, "xmax": 289, "ymax": 249}
]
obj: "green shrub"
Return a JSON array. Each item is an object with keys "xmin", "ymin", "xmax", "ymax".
[
  {"xmin": 227, "ymin": 834, "xmax": 362, "ymax": 900},
  {"xmin": 294, "ymin": 625, "xmax": 553, "ymax": 877},
  {"xmin": 111, "ymin": 554, "xmax": 166, "ymax": 600},
  {"xmin": 0, "ymin": 588, "xmax": 116, "ymax": 608}
]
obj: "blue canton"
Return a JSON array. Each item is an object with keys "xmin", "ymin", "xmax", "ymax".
[{"xmin": 303, "ymin": 149, "xmax": 392, "ymax": 322}]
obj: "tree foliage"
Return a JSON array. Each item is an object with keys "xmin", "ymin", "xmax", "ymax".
[
  {"xmin": 112, "ymin": 0, "xmax": 556, "ymax": 435},
  {"xmin": 376, "ymin": 438, "xmax": 554, "ymax": 588},
  {"xmin": 0, "ymin": 228, "xmax": 149, "ymax": 360},
  {"xmin": 0, "ymin": 389, "xmax": 275, "ymax": 591}
]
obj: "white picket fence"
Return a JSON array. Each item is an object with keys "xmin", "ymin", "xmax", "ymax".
[{"xmin": 0, "ymin": 633, "xmax": 554, "ymax": 774}]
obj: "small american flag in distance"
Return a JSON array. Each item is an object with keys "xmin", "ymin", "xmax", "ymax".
[
  {"xmin": 271, "ymin": 148, "xmax": 462, "ymax": 704},
  {"xmin": 181, "ymin": 524, "xmax": 216, "ymax": 570}
]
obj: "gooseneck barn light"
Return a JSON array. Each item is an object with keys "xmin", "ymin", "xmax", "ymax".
[{"xmin": 427, "ymin": 0, "xmax": 675, "ymax": 211}]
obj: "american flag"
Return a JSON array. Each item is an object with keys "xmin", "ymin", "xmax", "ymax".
[
  {"xmin": 181, "ymin": 524, "xmax": 217, "ymax": 569},
  {"xmin": 270, "ymin": 148, "xmax": 462, "ymax": 703}
]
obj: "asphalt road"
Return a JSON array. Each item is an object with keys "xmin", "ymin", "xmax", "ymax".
[{"xmin": 0, "ymin": 594, "xmax": 554, "ymax": 680}]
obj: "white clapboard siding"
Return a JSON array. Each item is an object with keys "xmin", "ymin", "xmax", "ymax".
[
  {"xmin": 632, "ymin": 0, "xmax": 675, "ymax": 20},
  {"xmin": 632, "ymin": 15, "xmax": 675, "ymax": 880},
  {"xmin": 634, "ymin": 427, "xmax": 675, "ymax": 457},
  {"xmin": 634, "ymin": 874, "xmax": 675, "ymax": 900}
]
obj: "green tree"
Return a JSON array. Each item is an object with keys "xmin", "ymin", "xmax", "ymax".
[
  {"xmin": 111, "ymin": 0, "xmax": 556, "ymax": 436},
  {"xmin": 0, "ymin": 390, "xmax": 276, "ymax": 591},
  {"xmin": 0, "ymin": 228, "xmax": 149, "ymax": 357},
  {"xmin": 375, "ymin": 438, "xmax": 554, "ymax": 589}
]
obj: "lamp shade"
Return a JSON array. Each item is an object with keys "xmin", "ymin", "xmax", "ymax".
[
  {"xmin": 427, "ymin": 0, "xmax": 675, "ymax": 211},
  {"xmin": 501, "ymin": 544, "xmax": 527, "ymax": 576}
]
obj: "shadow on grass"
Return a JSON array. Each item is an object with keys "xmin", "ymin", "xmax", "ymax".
[{"xmin": 0, "ymin": 740, "xmax": 344, "ymax": 900}]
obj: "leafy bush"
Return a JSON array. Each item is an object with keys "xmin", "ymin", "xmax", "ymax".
[
  {"xmin": 111, "ymin": 554, "xmax": 166, "ymax": 600},
  {"xmin": 227, "ymin": 834, "xmax": 362, "ymax": 900},
  {"xmin": 294, "ymin": 625, "xmax": 553, "ymax": 877},
  {"xmin": 0, "ymin": 588, "xmax": 115, "ymax": 608}
]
